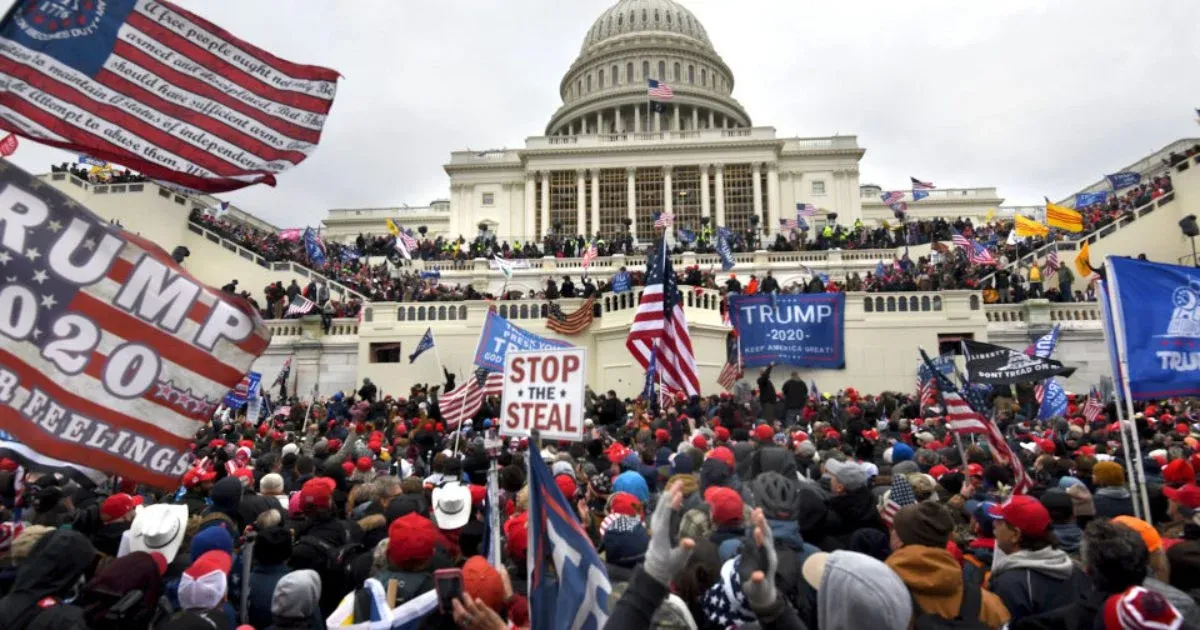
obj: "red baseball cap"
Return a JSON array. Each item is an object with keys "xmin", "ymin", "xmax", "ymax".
[
  {"xmin": 929, "ymin": 464, "xmax": 950, "ymax": 480},
  {"xmin": 967, "ymin": 463, "xmax": 984, "ymax": 477},
  {"xmin": 654, "ymin": 429, "xmax": 669, "ymax": 443},
  {"xmin": 609, "ymin": 492, "xmax": 643, "ymax": 516},
  {"xmin": 299, "ymin": 478, "xmax": 335, "ymax": 511},
  {"xmin": 356, "ymin": 456, "xmax": 373, "ymax": 472},
  {"xmin": 691, "ymin": 435, "xmax": 708, "ymax": 451},
  {"xmin": 988, "ymin": 495, "xmax": 1051, "ymax": 537},
  {"xmin": 714, "ymin": 427, "xmax": 730, "ymax": 442},
  {"xmin": 469, "ymin": 484, "xmax": 487, "ymax": 507},
  {"xmin": 182, "ymin": 467, "xmax": 216, "ymax": 489},
  {"xmin": 1163, "ymin": 459, "xmax": 1196, "ymax": 486},
  {"xmin": 707, "ymin": 446, "xmax": 735, "ymax": 468},
  {"xmin": 100, "ymin": 493, "xmax": 143, "ymax": 521},
  {"xmin": 704, "ymin": 486, "xmax": 743, "ymax": 526},
  {"xmin": 753, "ymin": 425, "xmax": 774, "ymax": 442},
  {"xmin": 1164, "ymin": 484, "xmax": 1200, "ymax": 510},
  {"xmin": 232, "ymin": 468, "xmax": 255, "ymax": 484}
]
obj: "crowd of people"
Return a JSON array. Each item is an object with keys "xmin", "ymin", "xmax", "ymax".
[
  {"xmin": 1, "ymin": 369, "xmax": 1199, "ymax": 629},
  {"xmin": 50, "ymin": 162, "xmax": 147, "ymax": 184}
]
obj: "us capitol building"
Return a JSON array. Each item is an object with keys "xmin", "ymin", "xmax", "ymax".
[
  {"xmin": 322, "ymin": 0, "xmax": 1006, "ymax": 245},
  {"xmin": 36, "ymin": 0, "xmax": 1200, "ymax": 397}
]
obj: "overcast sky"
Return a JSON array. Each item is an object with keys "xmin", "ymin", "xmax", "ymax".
[{"xmin": 7, "ymin": 0, "xmax": 1199, "ymax": 228}]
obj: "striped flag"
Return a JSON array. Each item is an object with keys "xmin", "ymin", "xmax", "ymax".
[
  {"xmin": 653, "ymin": 211, "xmax": 674, "ymax": 229},
  {"xmin": 0, "ymin": 132, "xmax": 17, "ymax": 157},
  {"xmin": 795, "ymin": 203, "xmax": 818, "ymax": 217},
  {"xmin": 581, "ymin": 241, "xmax": 598, "ymax": 268},
  {"xmin": 546, "ymin": 296, "xmax": 596, "ymax": 335},
  {"xmin": 439, "ymin": 369, "xmax": 503, "ymax": 428},
  {"xmin": 1083, "ymin": 395, "xmax": 1104, "ymax": 423},
  {"xmin": 950, "ymin": 228, "xmax": 972, "ymax": 251},
  {"xmin": 911, "ymin": 177, "xmax": 936, "ymax": 190},
  {"xmin": 968, "ymin": 242, "xmax": 996, "ymax": 266},
  {"xmin": 627, "ymin": 240, "xmax": 700, "ymax": 397},
  {"xmin": 881, "ymin": 473, "xmax": 917, "ymax": 527},
  {"xmin": 881, "ymin": 191, "xmax": 905, "ymax": 205},
  {"xmin": 286, "ymin": 295, "xmax": 316, "ymax": 317},
  {"xmin": 0, "ymin": 163, "xmax": 270, "ymax": 487},
  {"xmin": 780, "ymin": 217, "xmax": 798, "ymax": 230},
  {"xmin": 717, "ymin": 361, "xmax": 742, "ymax": 391},
  {"xmin": 0, "ymin": 0, "xmax": 340, "ymax": 193},
  {"xmin": 647, "ymin": 79, "xmax": 673, "ymax": 100},
  {"xmin": 1045, "ymin": 250, "xmax": 1060, "ymax": 274}
]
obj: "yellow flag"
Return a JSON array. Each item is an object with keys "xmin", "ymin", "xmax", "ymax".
[
  {"xmin": 984, "ymin": 208, "xmax": 995, "ymax": 222},
  {"xmin": 1074, "ymin": 240, "xmax": 1092, "ymax": 278},
  {"xmin": 385, "ymin": 218, "xmax": 400, "ymax": 237},
  {"xmin": 1014, "ymin": 215, "xmax": 1049, "ymax": 238},
  {"xmin": 1045, "ymin": 202, "xmax": 1084, "ymax": 233}
]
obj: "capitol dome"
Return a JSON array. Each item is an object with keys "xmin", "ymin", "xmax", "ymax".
[{"xmin": 545, "ymin": 0, "xmax": 750, "ymax": 136}]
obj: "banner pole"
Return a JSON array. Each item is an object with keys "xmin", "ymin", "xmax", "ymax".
[{"xmin": 1106, "ymin": 261, "xmax": 1153, "ymax": 522}]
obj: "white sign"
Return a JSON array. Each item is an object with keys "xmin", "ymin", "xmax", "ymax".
[{"xmin": 501, "ymin": 347, "xmax": 586, "ymax": 442}]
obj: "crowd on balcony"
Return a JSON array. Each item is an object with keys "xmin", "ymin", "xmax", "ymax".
[{"xmin": 49, "ymin": 162, "xmax": 147, "ymax": 184}]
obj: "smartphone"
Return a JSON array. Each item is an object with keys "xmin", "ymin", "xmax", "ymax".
[{"xmin": 434, "ymin": 568, "xmax": 463, "ymax": 613}]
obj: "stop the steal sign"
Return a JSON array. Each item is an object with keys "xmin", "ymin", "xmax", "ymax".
[{"xmin": 501, "ymin": 347, "xmax": 586, "ymax": 442}]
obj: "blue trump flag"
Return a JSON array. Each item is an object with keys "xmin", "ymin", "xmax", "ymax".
[
  {"xmin": 716, "ymin": 227, "xmax": 736, "ymax": 271},
  {"xmin": 677, "ymin": 227, "xmax": 696, "ymax": 244},
  {"xmin": 302, "ymin": 228, "xmax": 326, "ymax": 266},
  {"xmin": 223, "ymin": 371, "xmax": 261, "ymax": 409},
  {"xmin": 473, "ymin": 310, "xmax": 572, "ymax": 372},
  {"xmin": 528, "ymin": 445, "xmax": 612, "ymax": 630},
  {"xmin": 912, "ymin": 189, "xmax": 929, "ymax": 202},
  {"xmin": 1075, "ymin": 191, "xmax": 1109, "ymax": 207},
  {"xmin": 1038, "ymin": 379, "xmax": 1069, "ymax": 420},
  {"xmin": 1105, "ymin": 257, "xmax": 1200, "ymax": 399},
  {"xmin": 611, "ymin": 270, "xmax": 632, "ymax": 293},
  {"xmin": 409, "ymin": 328, "xmax": 435, "ymax": 364},
  {"xmin": 728, "ymin": 293, "xmax": 845, "ymax": 369},
  {"xmin": 1097, "ymin": 280, "xmax": 1125, "ymax": 402},
  {"xmin": 1106, "ymin": 171, "xmax": 1142, "ymax": 189}
]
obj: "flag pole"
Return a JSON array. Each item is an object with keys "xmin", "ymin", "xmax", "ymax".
[
  {"xmin": 430, "ymin": 330, "xmax": 447, "ymax": 381},
  {"xmin": 1105, "ymin": 264, "xmax": 1153, "ymax": 522}
]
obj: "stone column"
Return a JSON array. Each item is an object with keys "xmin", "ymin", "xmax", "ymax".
[
  {"xmin": 576, "ymin": 169, "xmax": 586, "ymax": 236},
  {"xmin": 708, "ymin": 110, "xmax": 715, "ymax": 129},
  {"xmin": 663, "ymin": 165, "xmax": 673, "ymax": 216},
  {"xmin": 700, "ymin": 164, "xmax": 711, "ymax": 218},
  {"xmin": 767, "ymin": 163, "xmax": 780, "ymax": 238},
  {"xmin": 596, "ymin": 111, "xmax": 602, "ymax": 134},
  {"xmin": 524, "ymin": 172, "xmax": 536, "ymax": 241},
  {"xmin": 626, "ymin": 167, "xmax": 637, "ymax": 240},
  {"xmin": 590, "ymin": 169, "xmax": 600, "ymax": 236},
  {"xmin": 714, "ymin": 165, "xmax": 726, "ymax": 227},
  {"xmin": 691, "ymin": 107, "xmax": 698, "ymax": 131},
  {"xmin": 634, "ymin": 106, "xmax": 641, "ymax": 133},
  {"xmin": 540, "ymin": 171, "xmax": 550, "ymax": 238},
  {"xmin": 673, "ymin": 104, "xmax": 680, "ymax": 131},
  {"xmin": 752, "ymin": 163, "xmax": 764, "ymax": 241},
  {"xmin": 614, "ymin": 107, "xmax": 622, "ymax": 132},
  {"xmin": 654, "ymin": 110, "xmax": 661, "ymax": 133}
]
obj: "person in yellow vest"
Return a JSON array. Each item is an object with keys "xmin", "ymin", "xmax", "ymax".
[
  {"xmin": 822, "ymin": 224, "xmax": 834, "ymax": 239},
  {"xmin": 1028, "ymin": 263, "xmax": 1042, "ymax": 299}
]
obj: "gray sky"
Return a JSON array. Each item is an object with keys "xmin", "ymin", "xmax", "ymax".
[{"xmin": 7, "ymin": 0, "xmax": 1199, "ymax": 228}]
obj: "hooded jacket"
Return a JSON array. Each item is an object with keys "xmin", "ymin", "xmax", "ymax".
[
  {"xmin": 1050, "ymin": 523, "xmax": 1083, "ymax": 556},
  {"xmin": 886, "ymin": 544, "xmax": 1011, "ymax": 629},
  {"xmin": 0, "ymin": 530, "xmax": 95, "ymax": 630},
  {"xmin": 268, "ymin": 569, "xmax": 324, "ymax": 630},
  {"xmin": 988, "ymin": 547, "xmax": 1091, "ymax": 621},
  {"xmin": 1092, "ymin": 486, "xmax": 1135, "ymax": 519},
  {"xmin": 818, "ymin": 551, "xmax": 911, "ymax": 630},
  {"xmin": 826, "ymin": 487, "xmax": 886, "ymax": 546}
]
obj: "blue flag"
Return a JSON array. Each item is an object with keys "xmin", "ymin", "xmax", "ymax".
[
  {"xmin": 473, "ymin": 311, "xmax": 572, "ymax": 372},
  {"xmin": 643, "ymin": 350, "xmax": 658, "ymax": 401},
  {"xmin": 677, "ymin": 227, "xmax": 695, "ymax": 244},
  {"xmin": 302, "ymin": 228, "xmax": 326, "ymax": 266},
  {"xmin": 1038, "ymin": 379, "xmax": 1069, "ymax": 419},
  {"xmin": 912, "ymin": 189, "xmax": 929, "ymax": 202},
  {"xmin": 716, "ymin": 227, "xmax": 736, "ymax": 271},
  {"xmin": 611, "ymin": 270, "xmax": 631, "ymax": 293},
  {"xmin": 409, "ymin": 328, "xmax": 435, "ymax": 364},
  {"xmin": 1105, "ymin": 257, "xmax": 1200, "ymax": 400},
  {"xmin": 798, "ymin": 216, "xmax": 809, "ymax": 230},
  {"xmin": 528, "ymin": 446, "xmax": 612, "ymax": 629},
  {"xmin": 1075, "ymin": 191, "xmax": 1108, "ymax": 207},
  {"xmin": 1026, "ymin": 324, "xmax": 1061, "ymax": 359},
  {"xmin": 337, "ymin": 247, "xmax": 360, "ymax": 263},
  {"xmin": 1106, "ymin": 171, "xmax": 1141, "ymax": 189},
  {"xmin": 875, "ymin": 261, "xmax": 886, "ymax": 277},
  {"xmin": 1097, "ymin": 280, "xmax": 1125, "ymax": 402}
]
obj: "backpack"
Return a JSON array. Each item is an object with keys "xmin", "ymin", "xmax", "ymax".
[
  {"xmin": 911, "ymin": 571, "xmax": 987, "ymax": 630},
  {"xmin": 293, "ymin": 531, "xmax": 363, "ymax": 582}
]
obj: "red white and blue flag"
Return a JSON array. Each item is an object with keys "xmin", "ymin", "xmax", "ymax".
[
  {"xmin": 881, "ymin": 191, "xmax": 905, "ymax": 205},
  {"xmin": 647, "ymin": 79, "xmax": 673, "ymax": 100},
  {"xmin": 0, "ymin": 163, "xmax": 270, "ymax": 487},
  {"xmin": 951, "ymin": 228, "xmax": 972, "ymax": 251},
  {"xmin": 1045, "ymin": 250, "xmax": 1060, "ymax": 274},
  {"xmin": 969, "ymin": 242, "xmax": 996, "ymax": 266},
  {"xmin": 0, "ymin": 0, "xmax": 340, "ymax": 193},
  {"xmin": 911, "ymin": 177, "xmax": 936, "ymax": 190},
  {"xmin": 627, "ymin": 239, "xmax": 700, "ymax": 397},
  {"xmin": 795, "ymin": 203, "xmax": 818, "ymax": 217}
]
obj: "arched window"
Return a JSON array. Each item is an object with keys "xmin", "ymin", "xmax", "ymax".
[
  {"xmin": 438, "ymin": 306, "xmax": 447, "ymax": 320},
  {"xmin": 397, "ymin": 307, "xmax": 406, "ymax": 321},
  {"xmin": 688, "ymin": 65, "xmax": 694, "ymax": 84},
  {"xmin": 864, "ymin": 297, "xmax": 873, "ymax": 312},
  {"xmin": 627, "ymin": 62, "xmax": 633, "ymax": 83},
  {"xmin": 598, "ymin": 70, "xmax": 604, "ymax": 88},
  {"xmin": 674, "ymin": 62, "xmax": 680, "ymax": 81},
  {"xmin": 658, "ymin": 61, "xmax": 665, "ymax": 79},
  {"xmin": 701, "ymin": 68, "xmax": 706, "ymax": 86},
  {"xmin": 577, "ymin": 79, "xmax": 581, "ymax": 95},
  {"xmin": 642, "ymin": 61, "xmax": 649, "ymax": 79},
  {"xmin": 642, "ymin": 9, "xmax": 647, "ymax": 22},
  {"xmin": 618, "ymin": 14, "xmax": 623, "ymax": 26},
  {"xmin": 458, "ymin": 306, "xmax": 466, "ymax": 319},
  {"xmin": 654, "ymin": 9, "xmax": 659, "ymax": 22},
  {"xmin": 665, "ymin": 11, "xmax": 671, "ymax": 24},
  {"xmin": 612, "ymin": 65, "xmax": 618, "ymax": 85},
  {"xmin": 586, "ymin": 75, "xmax": 592, "ymax": 92}
]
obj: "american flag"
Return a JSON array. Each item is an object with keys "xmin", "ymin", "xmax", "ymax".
[
  {"xmin": 286, "ymin": 295, "xmax": 316, "ymax": 316},
  {"xmin": 968, "ymin": 242, "xmax": 996, "ymax": 266},
  {"xmin": 950, "ymin": 228, "xmax": 972, "ymax": 250},
  {"xmin": 916, "ymin": 360, "xmax": 938, "ymax": 409},
  {"xmin": 717, "ymin": 361, "xmax": 742, "ymax": 391},
  {"xmin": 881, "ymin": 191, "xmax": 905, "ymax": 205},
  {"xmin": 796, "ymin": 203, "xmax": 818, "ymax": 217},
  {"xmin": 1045, "ymin": 250, "xmax": 1060, "ymax": 274},
  {"xmin": 627, "ymin": 240, "xmax": 700, "ymax": 397},
  {"xmin": 718, "ymin": 331, "xmax": 742, "ymax": 391},
  {"xmin": 439, "ymin": 369, "xmax": 503, "ymax": 428},
  {"xmin": 780, "ymin": 217, "xmax": 798, "ymax": 230},
  {"xmin": 647, "ymin": 79, "xmax": 673, "ymax": 100},
  {"xmin": 654, "ymin": 211, "xmax": 674, "ymax": 229},
  {"xmin": 0, "ymin": 0, "xmax": 339, "ymax": 193},
  {"xmin": 1083, "ymin": 396, "xmax": 1104, "ymax": 423},
  {"xmin": 398, "ymin": 231, "xmax": 419, "ymax": 254},
  {"xmin": 546, "ymin": 296, "xmax": 596, "ymax": 335},
  {"xmin": 0, "ymin": 163, "xmax": 269, "ymax": 487},
  {"xmin": 911, "ymin": 177, "xmax": 936, "ymax": 190},
  {"xmin": 581, "ymin": 241, "xmax": 598, "ymax": 268},
  {"xmin": 922, "ymin": 349, "xmax": 1033, "ymax": 494},
  {"xmin": 881, "ymin": 473, "xmax": 917, "ymax": 527},
  {"xmin": 272, "ymin": 357, "xmax": 292, "ymax": 389}
]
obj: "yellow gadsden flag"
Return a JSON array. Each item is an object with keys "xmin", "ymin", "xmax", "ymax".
[
  {"xmin": 385, "ymin": 218, "xmax": 400, "ymax": 237},
  {"xmin": 984, "ymin": 208, "xmax": 996, "ymax": 223},
  {"xmin": 1014, "ymin": 215, "xmax": 1050, "ymax": 239},
  {"xmin": 1074, "ymin": 240, "xmax": 1092, "ymax": 278},
  {"xmin": 1045, "ymin": 201, "xmax": 1084, "ymax": 233}
]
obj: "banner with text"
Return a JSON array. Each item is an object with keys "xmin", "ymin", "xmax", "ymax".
[
  {"xmin": 729, "ymin": 293, "xmax": 845, "ymax": 369},
  {"xmin": 963, "ymin": 340, "xmax": 1071, "ymax": 385},
  {"xmin": 0, "ymin": 163, "xmax": 271, "ymax": 488},
  {"xmin": 501, "ymin": 348, "xmax": 586, "ymax": 442},
  {"xmin": 473, "ymin": 310, "xmax": 572, "ymax": 373}
]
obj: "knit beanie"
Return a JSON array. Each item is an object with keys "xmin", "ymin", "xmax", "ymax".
[
  {"xmin": 1093, "ymin": 461, "xmax": 1126, "ymax": 487},
  {"xmin": 892, "ymin": 502, "xmax": 953, "ymax": 548}
]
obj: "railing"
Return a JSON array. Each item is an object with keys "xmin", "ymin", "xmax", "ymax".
[
  {"xmin": 985, "ymin": 301, "xmax": 1101, "ymax": 324},
  {"xmin": 861, "ymin": 293, "xmax": 957, "ymax": 314},
  {"xmin": 1066, "ymin": 138, "xmax": 1199, "ymax": 201},
  {"xmin": 265, "ymin": 317, "xmax": 360, "ymax": 339},
  {"xmin": 185, "ymin": 221, "xmax": 367, "ymax": 301},
  {"xmin": 327, "ymin": 205, "xmax": 451, "ymax": 218},
  {"xmin": 861, "ymin": 187, "xmax": 1000, "ymax": 201},
  {"xmin": 518, "ymin": 129, "xmax": 856, "ymax": 152}
]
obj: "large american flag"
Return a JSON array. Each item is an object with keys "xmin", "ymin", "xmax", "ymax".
[
  {"xmin": 286, "ymin": 294, "xmax": 316, "ymax": 316},
  {"xmin": 780, "ymin": 217, "xmax": 798, "ymax": 231},
  {"xmin": 881, "ymin": 191, "xmax": 905, "ymax": 205},
  {"xmin": 0, "ymin": 163, "xmax": 270, "ymax": 487},
  {"xmin": 439, "ymin": 369, "xmax": 503, "ymax": 428},
  {"xmin": 546, "ymin": 296, "xmax": 596, "ymax": 336},
  {"xmin": 647, "ymin": 79, "xmax": 673, "ymax": 100},
  {"xmin": 950, "ymin": 228, "xmax": 972, "ymax": 251},
  {"xmin": 0, "ymin": 0, "xmax": 339, "ymax": 193},
  {"xmin": 969, "ymin": 242, "xmax": 996, "ymax": 266},
  {"xmin": 916, "ymin": 360, "xmax": 938, "ymax": 409},
  {"xmin": 581, "ymin": 241, "xmax": 598, "ymax": 268},
  {"xmin": 653, "ymin": 211, "xmax": 674, "ymax": 229},
  {"xmin": 627, "ymin": 240, "xmax": 700, "ymax": 397}
]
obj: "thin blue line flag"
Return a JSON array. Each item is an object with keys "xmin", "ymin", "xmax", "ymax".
[
  {"xmin": 409, "ymin": 328, "xmax": 435, "ymax": 364},
  {"xmin": 716, "ymin": 227, "xmax": 736, "ymax": 271}
]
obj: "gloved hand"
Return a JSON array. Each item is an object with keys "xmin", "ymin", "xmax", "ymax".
[
  {"xmin": 740, "ymin": 508, "xmax": 779, "ymax": 609},
  {"xmin": 642, "ymin": 480, "xmax": 695, "ymax": 588}
]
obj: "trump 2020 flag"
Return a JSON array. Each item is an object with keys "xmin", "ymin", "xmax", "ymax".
[
  {"xmin": 1105, "ymin": 257, "xmax": 1200, "ymax": 400},
  {"xmin": 0, "ymin": 162, "xmax": 270, "ymax": 488},
  {"xmin": 303, "ymin": 227, "xmax": 326, "ymax": 266},
  {"xmin": 0, "ymin": 0, "xmax": 340, "ymax": 193},
  {"xmin": 528, "ymin": 444, "xmax": 612, "ymax": 630}
]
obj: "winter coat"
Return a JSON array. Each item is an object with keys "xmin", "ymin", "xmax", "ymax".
[
  {"xmin": 1092, "ymin": 486, "xmax": 1136, "ymax": 519},
  {"xmin": 781, "ymin": 378, "xmax": 809, "ymax": 410},
  {"xmin": 826, "ymin": 488, "xmax": 887, "ymax": 546},
  {"xmin": 1011, "ymin": 590, "xmax": 1106, "ymax": 630},
  {"xmin": 989, "ymin": 547, "xmax": 1091, "ymax": 621},
  {"xmin": 758, "ymin": 365, "xmax": 777, "ymax": 403},
  {"xmin": 247, "ymin": 563, "xmax": 290, "ymax": 630},
  {"xmin": 0, "ymin": 530, "xmax": 95, "ymax": 630},
  {"xmin": 886, "ymin": 544, "xmax": 1011, "ymax": 629}
]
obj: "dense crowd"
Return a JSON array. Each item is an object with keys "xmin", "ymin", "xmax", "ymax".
[
  {"xmin": 50, "ymin": 162, "xmax": 147, "ymax": 184},
  {"xmin": 2, "ymin": 371, "xmax": 1199, "ymax": 630}
]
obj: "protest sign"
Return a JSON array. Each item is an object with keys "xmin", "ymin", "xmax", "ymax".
[
  {"xmin": 729, "ymin": 293, "xmax": 845, "ymax": 369},
  {"xmin": 473, "ymin": 310, "xmax": 571, "ymax": 372},
  {"xmin": 501, "ymin": 348, "xmax": 586, "ymax": 442}
]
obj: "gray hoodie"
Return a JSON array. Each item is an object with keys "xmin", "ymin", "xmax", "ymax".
[
  {"xmin": 272, "ymin": 569, "xmax": 322, "ymax": 624},
  {"xmin": 990, "ymin": 547, "xmax": 1075, "ymax": 580},
  {"xmin": 818, "ymin": 550, "xmax": 912, "ymax": 630}
]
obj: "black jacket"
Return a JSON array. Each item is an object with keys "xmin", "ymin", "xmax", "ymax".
[
  {"xmin": 0, "ymin": 530, "xmax": 94, "ymax": 630},
  {"xmin": 758, "ymin": 365, "xmax": 777, "ymax": 403},
  {"xmin": 760, "ymin": 275, "xmax": 780, "ymax": 294},
  {"xmin": 603, "ymin": 566, "xmax": 668, "ymax": 630},
  {"xmin": 781, "ymin": 378, "xmax": 808, "ymax": 410},
  {"xmin": 826, "ymin": 488, "xmax": 886, "ymax": 546},
  {"xmin": 1011, "ymin": 590, "xmax": 1107, "ymax": 630},
  {"xmin": 988, "ymin": 550, "xmax": 1092, "ymax": 622}
]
